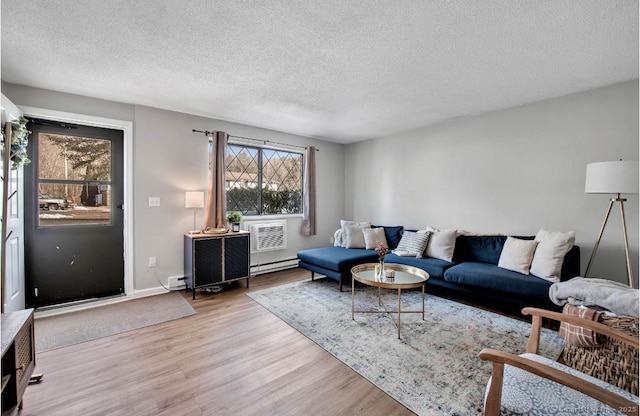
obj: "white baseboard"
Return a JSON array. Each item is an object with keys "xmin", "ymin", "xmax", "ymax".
[{"xmin": 35, "ymin": 276, "xmax": 185, "ymax": 319}]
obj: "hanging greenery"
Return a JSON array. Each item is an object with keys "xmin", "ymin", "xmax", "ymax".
[{"xmin": 9, "ymin": 116, "xmax": 31, "ymax": 169}]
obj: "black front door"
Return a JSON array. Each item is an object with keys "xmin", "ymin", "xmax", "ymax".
[{"xmin": 24, "ymin": 120, "xmax": 124, "ymax": 308}]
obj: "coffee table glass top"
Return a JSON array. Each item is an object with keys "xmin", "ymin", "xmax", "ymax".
[{"xmin": 351, "ymin": 263, "xmax": 429, "ymax": 288}]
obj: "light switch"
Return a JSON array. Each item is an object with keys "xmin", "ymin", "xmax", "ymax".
[{"xmin": 148, "ymin": 197, "xmax": 161, "ymax": 207}]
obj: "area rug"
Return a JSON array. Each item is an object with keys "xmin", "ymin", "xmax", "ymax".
[
  {"xmin": 247, "ymin": 278, "xmax": 565, "ymax": 416},
  {"xmin": 35, "ymin": 292, "xmax": 196, "ymax": 353}
]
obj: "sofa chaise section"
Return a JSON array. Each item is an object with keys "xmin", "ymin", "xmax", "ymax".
[{"xmin": 297, "ymin": 247, "xmax": 377, "ymax": 291}]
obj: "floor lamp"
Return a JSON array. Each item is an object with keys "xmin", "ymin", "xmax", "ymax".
[
  {"xmin": 185, "ymin": 191, "xmax": 205, "ymax": 234},
  {"xmin": 584, "ymin": 160, "xmax": 639, "ymax": 288}
]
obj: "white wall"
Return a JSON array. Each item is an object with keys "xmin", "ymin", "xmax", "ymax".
[
  {"xmin": 2, "ymin": 84, "xmax": 345, "ymax": 293},
  {"xmin": 5, "ymin": 81, "xmax": 638, "ymax": 290},
  {"xmin": 345, "ymin": 81, "xmax": 639, "ymax": 286},
  {"xmin": 132, "ymin": 105, "xmax": 344, "ymax": 290}
]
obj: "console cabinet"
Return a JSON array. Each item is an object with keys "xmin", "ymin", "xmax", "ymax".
[
  {"xmin": 184, "ymin": 231, "xmax": 250, "ymax": 299},
  {"xmin": 1, "ymin": 309, "xmax": 35, "ymax": 415}
]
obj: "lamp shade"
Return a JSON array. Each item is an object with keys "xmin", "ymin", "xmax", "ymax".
[
  {"xmin": 185, "ymin": 191, "xmax": 205, "ymax": 208},
  {"xmin": 585, "ymin": 161, "xmax": 639, "ymax": 195}
]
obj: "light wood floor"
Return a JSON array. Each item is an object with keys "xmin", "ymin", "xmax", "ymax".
[{"xmin": 20, "ymin": 269, "xmax": 416, "ymax": 416}]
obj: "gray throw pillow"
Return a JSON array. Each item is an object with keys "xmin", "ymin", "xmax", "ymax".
[
  {"xmin": 394, "ymin": 231, "xmax": 430, "ymax": 257},
  {"xmin": 345, "ymin": 225, "xmax": 367, "ymax": 249}
]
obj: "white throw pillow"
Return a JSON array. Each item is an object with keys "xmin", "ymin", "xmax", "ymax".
[
  {"xmin": 333, "ymin": 229, "xmax": 343, "ymax": 247},
  {"xmin": 394, "ymin": 231, "xmax": 430, "ymax": 258},
  {"xmin": 345, "ymin": 225, "xmax": 367, "ymax": 249},
  {"xmin": 498, "ymin": 237, "xmax": 539, "ymax": 275},
  {"xmin": 363, "ymin": 227, "xmax": 388, "ymax": 250},
  {"xmin": 530, "ymin": 229, "xmax": 576, "ymax": 282},
  {"xmin": 425, "ymin": 229, "xmax": 457, "ymax": 262},
  {"xmin": 339, "ymin": 220, "xmax": 370, "ymax": 247}
]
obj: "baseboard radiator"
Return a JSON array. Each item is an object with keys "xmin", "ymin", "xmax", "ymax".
[{"xmin": 250, "ymin": 258, "xmax": 299, "ymax": 275}]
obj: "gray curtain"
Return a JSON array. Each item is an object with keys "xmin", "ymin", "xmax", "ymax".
[
  {"xmin": 204, "ymin": 131, "xmax": 228, "ymax": 229},
  {"xmin": 300, "ymin": 146, "xmax": 316, "ymax": 236}
]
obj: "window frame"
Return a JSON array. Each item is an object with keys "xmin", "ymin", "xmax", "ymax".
[{"xmin": 225, "ymin": 142, "xmax": 304, "ymax": 217}]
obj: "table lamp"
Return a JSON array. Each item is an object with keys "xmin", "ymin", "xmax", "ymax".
[
  {"xmin": 185, "ymin": 191, "xmax": 205, "ymax": 234},
  {"xmin": 584, "ymin": 160, "xmax": 639, "ymax": 288}
]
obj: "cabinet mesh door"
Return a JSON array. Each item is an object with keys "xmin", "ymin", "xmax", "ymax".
[
  {"xmin": 194, "ymin": 238, "xmax": 223, "ymax": 285},
  {"xmin": 225, "ymin": 236, "xmax": 249, "ymax": 280}
]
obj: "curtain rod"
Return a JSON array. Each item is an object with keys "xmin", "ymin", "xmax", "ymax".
[{"xmin": 192, "ymin": 129, "xmax": 319, "ymax": 152}]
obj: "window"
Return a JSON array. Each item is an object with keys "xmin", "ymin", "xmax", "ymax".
[
  {"xmin": 37, "ymin": 133, "xmax": 112, "ymax": 226},
  {"xmin": 225, "ymin": 144, "xmax": 303, "ymax": 215}
]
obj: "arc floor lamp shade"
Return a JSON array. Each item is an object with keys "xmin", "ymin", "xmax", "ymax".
[{"xmin": 584, "ymin": 160, "xmax": 639, "ymax": 288}]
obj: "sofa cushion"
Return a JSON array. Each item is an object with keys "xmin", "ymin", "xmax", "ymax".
[
  {"xmin": 394, "ymin": 231, "xmax": 430, "ymax": 257},
  {"xmin": 345, "ymin": 225, "xmax": 367, "ymax": 248},
  {"xmin": 530, "ymin": 229, "xmax": 576, "ymax": 283},
  {"xmin": 333, "ymin": 228, "xmax": 343, "ymax": 247},
  {"xmin": 297, "ymin": 247, "xmax": 377, "ymax": 273},
  {"xmin": 385, "ymin": 253, "xmax": 454, "ymax": 279},
  {"xmin": 560, "ymin": 245, "xmax": 581, "ymax": 280},
  {"xmin": 497, "ymin": 237, "xmax": 539, "ymax": 275},
  {"xmin": 453, "ymin": 235, "xmax": 508, "ymax": 264},
  {"xmin": 425, "ymin": 229, "xmax": 457, "ymax": 261},
  {"xmin": 372, "ymin": 225, "xmax": 404, "ymax": 249},
  {"xmin": 298, "ymin": 261, "xmax": 346, "ymax": 282},
  {"xmin": 337, "ymin": 220, "xmax": 370, "ymax": 247},
  {"xmin": 363, "ymin": 227, "xmax": 388, "ymax": 250},
  {"xmin": 494, "ymin": 353, "xmax": 639, "ymax": 416},
  {"xmin": 444, "ymin": 262, "xmax": 552, "ymax": 300}
]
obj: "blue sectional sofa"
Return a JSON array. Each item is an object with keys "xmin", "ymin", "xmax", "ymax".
[{"xmin": 297, "ymin": 226, "xmax": 580, "ymax": 312}]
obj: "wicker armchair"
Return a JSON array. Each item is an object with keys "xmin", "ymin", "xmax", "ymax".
[{"xmin": 478, "ymin": 307, "xmax": 639, "ymax": 416}]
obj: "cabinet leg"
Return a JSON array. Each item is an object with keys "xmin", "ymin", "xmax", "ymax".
[{"xmin": 246, "ymin": 278, "xmax": 249, "ymax": 288}]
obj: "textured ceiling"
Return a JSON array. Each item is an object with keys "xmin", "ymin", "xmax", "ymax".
[{"xmin": 1, "ymin": 1, "xmax": 638, "ymax": 144}]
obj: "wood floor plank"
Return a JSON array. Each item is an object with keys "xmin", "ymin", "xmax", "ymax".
[{"xmin": 19, "ymin": 268, "xmax": 415, "ymax": 416}]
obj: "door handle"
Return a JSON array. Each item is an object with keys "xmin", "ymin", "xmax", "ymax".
[{"xmin": 116, "ymin": 203, "xmax": 124, "ymax": 210}]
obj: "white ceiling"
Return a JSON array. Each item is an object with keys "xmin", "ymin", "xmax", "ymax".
[{"xmin": 1, "ymin": 1, "xmax": 638, "ymax": 144}]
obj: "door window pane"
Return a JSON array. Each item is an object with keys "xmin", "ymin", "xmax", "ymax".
[{"xmin": 37, "ymin": 133, "xmax": 112, "ymax": 226}]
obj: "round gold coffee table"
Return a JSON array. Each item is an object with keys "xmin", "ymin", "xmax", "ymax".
[{"xmin": 351, "ymin": 263, "xmax": 429, "ymax": 339}]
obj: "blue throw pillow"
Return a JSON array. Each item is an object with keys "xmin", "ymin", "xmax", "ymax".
[{"xmin": 453, "ymin": 235, "xmax": 508, "ymax": 264}]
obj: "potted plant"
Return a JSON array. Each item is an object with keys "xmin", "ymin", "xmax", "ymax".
[
  {"xmin": 226, "ymin": 210, "xmax": 243, "ymax": 232},
  {"xmin": 9, "ymin": 116, "xmax": 31, "ymax": 169}
]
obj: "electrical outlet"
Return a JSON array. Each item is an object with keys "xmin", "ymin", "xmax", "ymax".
[
  {"xmin": 149, "ymin": 256, "xmax": 157, "ymax": 268},
  {"xmin": 148, "ymin": 197, "xmax": 161, "ymax": 207}
]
